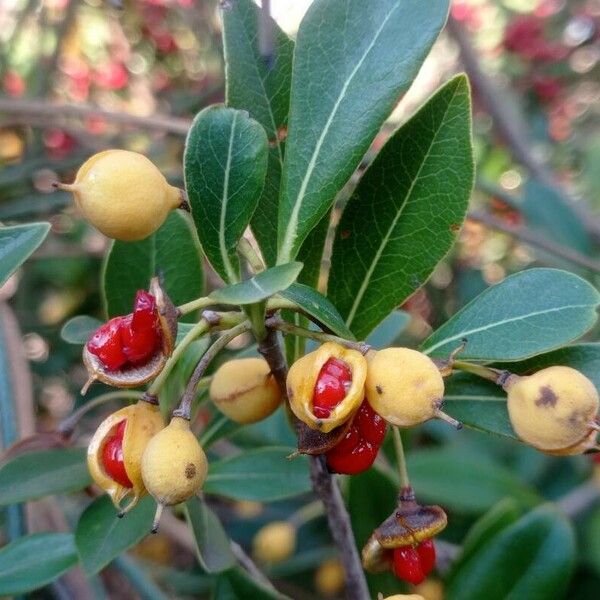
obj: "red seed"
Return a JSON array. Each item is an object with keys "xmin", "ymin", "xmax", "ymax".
[
  {"xmin": 131, "ymin": 290, "xmax": 158, "ymax": 333},
  {"xmin": 313, "ymin": 358, "xmax": 352, "ymax": 418},
  {"xmin": 86, "ymin": 317, "xmax": 128, "ymax": 371},
  {"xmin": 121, "ymin": 314, "xmax": 160, "ymax": 364},
  {"xmin": 416, "ymin": 539, "xmax": 436, "ymax": 576},
  {"xmin": 393, "ymin": 546, "xmax": 425, "ymax": 585},
  {"xmin": 101, "ymin": 420, "xmax": 133, "ymax": 488},
  {"xmin": 354, "ymin": 400, "xmax": 387, "ymax": 445}
]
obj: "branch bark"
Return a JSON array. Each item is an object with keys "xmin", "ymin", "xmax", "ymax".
[{"xmin": 257, "ymin": 327, "xmax": 370, "ymax": 600}]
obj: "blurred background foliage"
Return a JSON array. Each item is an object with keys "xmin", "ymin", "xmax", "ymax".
[{"xmin": 2, "ymin": 0, "xmax": 600, "ymax": 599}]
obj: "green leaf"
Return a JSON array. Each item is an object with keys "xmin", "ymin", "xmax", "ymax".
[
  {"xmin": 348, "ymin": 468, "xmax": 402, "ymax": 597},
  {"xmin": 446, "ymin": 505, "xmax": 575, "ymax": 600},
  {"xmin": 366, "ymin": 311, "xmax": 411, "ymax": 349},
  {"xmin": 278, "ymin": 283, "xmax": 355, "ymax": 339},
  {"xmin": 61, "ymin": 315, "xmax": 102, "ymax": 344},
  {"xmin": 213, "ymin": 567, "xmax": 291, "ymax": 600},
  {"xmin": 210, "ymin": 262, "xmax": 302, "ymax": 305},
  {"xmin": 0, "ymin": 448, "xmax": 91, "ymax": 506},
  {"xmin": 0, "ymin": 533, "xmax": 78, "ymax": 595},
  {"xmin": 521, "ymin": 179, "xmax": 591, "ymax": 256},
  {"xmin": 205, "ymin": 447, "xmax": 310, "ymax": 501},
  {"xmin": 328, "ymin": 75, "xmax": 473, "ymax": 338},
  {"xmin": 184, "ymin": 497, "xmax": 236, "ymax": 573},
  {"xmin": 221, "ymin": 0, "xmax": 294, "ymax": 266},
  {"xmin": 76, "ymin": 495, "xmax": 155, "ymax": 575},
  {"xmin": 277, "ymin": 0, "xmax": 450, "ymax": 262},
  {"xmin": 443, "ymin": 373, "xmax": 516, "ymax": 440},
  {"xmin": 184, "ymin": 105, "xmax": 268, "ymax": 282},
  {"xmin": 422, "ymin": 268, "xmax": 600, "ymax": 361},
  {"xmin": 407, "ymin": 449, "xmax": 539, "ymax": 514},
  {"xmin": 0, "ymin": 222, "xmax": 50, "ymax": 286},
  {"xmin": 103, "ymin": 211, "xmax": 204, "ymax": 319},
  {"xmin": 584, "ymin": 505, "xmax": 600, "ymax": 577}
]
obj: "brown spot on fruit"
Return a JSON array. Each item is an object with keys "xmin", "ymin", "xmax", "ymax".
[
  {"xmin": 535, "ymin": 386, "xmax": 558, "ymax": 408},
  {"xmin": 376, "ymin": 385, "xmax": 383, "ymax": 395},
  {"xmin": 185, "ymin": 463, "xmax": 196, "ymax": 479}
]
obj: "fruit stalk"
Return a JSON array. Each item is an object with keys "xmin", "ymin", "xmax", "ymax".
[
  {"xmin": 257, "ymin": 326, "xmax": 370, "ymax": 600},
  {"xmin": 392, "ymin": 426, "xmax": 411, "ymax": 492}
]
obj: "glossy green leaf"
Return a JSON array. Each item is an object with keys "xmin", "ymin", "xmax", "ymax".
[
  {"xmin": 407, "ymin": 449, "xmax": 539, "ymax": 514},
  {"xmin": 210, "ymin": 262, "xmax": 302, "ymax": 305},
  {"xmin": 199, "ymin": 413, "xmax": 242, "ymax": 449},
  {"xmin": 348, "ymin": 468, "xmax": 402, "ymax": 596},
  {"xmin": 0, "ymin": 533, "xmax": 78, "ymax": 595},
  {"xmin": 184, "ymin": 105, "xmax": 268, "ymax": 282},
  {"xmin": 329, "ymin": 75, "xmax": 473, "ymax": 338},
  {"xmin": 366, "ymin": 311, "xmax": 411, "ymax": 349},
  {"xmin": 205, "ymin": 447, "xmax": 310, "ymax": 501},
  {"xmin": 0, "ymin": 222, "xmax": 50, "ymax": 286},
  {"xmin": 103, "ymin": 211, "xmax": 204, "ymax": 319},
  {"xmin": 521, "ymin": 179, "xmax": 591, "ymax": 256},
  {"xmin": 0, "ymin": 448, "xmax": 90, "ymax": 506},
  {"xmin": 76, "ymin": 495, "xmax": 155, "ymax": 575},
  {"xmin": 213, "ymin": 566, "xmax": 291, "ymax": 600},
  {"xmin": 61, "ymin": 315, "xmax": 102, "ymax": 344},
  {"xmin": 221, "ymin": 0, "xmax": 293, "ymax": 265},
  {"xmin": 446, "ymin": 505, "xmax": 575, "ymax": 600},
  {"xmin": 277, "ymin": 0, "xmax": 450, "ymax": 262},
  {"xmin": 422, "ymin": 268, "xmax": 600, "ymax": 361},
  {"xmin": 277, "ymin": 283, "xmax": 354, "ymax": 339},
  {"xmin": 185, "ymin": 497, "xmax": 236, "ymax": 573}
]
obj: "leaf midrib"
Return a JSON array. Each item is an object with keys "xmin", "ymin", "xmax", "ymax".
[
  {"xmin": 345, "ymin": 83, "xmax": 460, "ymax": 327},
  {"xmin": 278, "ymin": 2, "xmax": 401, "ymax": 263}
]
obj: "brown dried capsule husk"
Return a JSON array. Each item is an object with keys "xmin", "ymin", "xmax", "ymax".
[
  {"xmin": 81, "ymin": 277, "xmax": 178, "ymax": 394},
  {"xmin": 87, "ymin": 398, "xmax": 164, "ymax": 514},
  {"xmin": 287, "ymin": 342, "xmax": 367, "ymax": 433},
  {"xmin": 295, "ymin": 416, "xmax": 352, "ymax": 455},
  {"xmin": 362, "ymin": 490, "xmax": 447, "ymax": 574}
]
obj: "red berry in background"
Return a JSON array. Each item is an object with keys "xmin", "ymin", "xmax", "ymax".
[
  {"xmin": 416, "ymin": 539, "xmax": 436, "ymax": 575},
  {"xmin": 532, "ymin": 75, "xmax": 563, "ymax": 103},
  {"xmin": 101, "ymin": 420, "xmax": 133, "ymax": 488},
  {"xmin": 313, "ymin": 357, "xmax": 353, "ymax": 419},
  {"xmin": 3, "ymin": 71, "xmax": 25, "ymax": 97},
  {"xmin": 95, "ymin": 62, "xmax": 129, "ymax": 90},
  {"xmin": 393, "ymin": 546, "xmax": 425, "ymax": 585},
  {"xmin": 86, "ymin": 317, "xmax": 128, "ymax": 371}
]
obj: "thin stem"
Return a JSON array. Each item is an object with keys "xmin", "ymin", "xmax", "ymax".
[
  {"xmin": 147, "ymin": 320, "xmax": 211, "ymax": 396},
  {"xmin": 58, "ymin": 390, "xmax": 141, "ymax": 435},
  {"xmin": 177, "ymin": 297, "xmax": 219, "ymax": 317},
  {"xmin": 174, "ymin": 321, "xmax": 252, "ymax": 420},
  {"xmin": 452, "ymin": 360, "xmax": 511, "ymax": 386},
  {"xmin": 257, "ymin": 327, "xmax": 370, "ymax": 600},
  {"xmin": 265, "ymin": 316, "xmax": 370, "ymax": 355},
  {"xmin": 288, "ymin": 500, "xmax": 324, "ymax": 529},
  {"xmin": 392, "ymin": 426, "xmax": 411, "ymax": 491},
  {"xmin": 238, "ymin": 237, "xmax": 266, "ymax": 274}
]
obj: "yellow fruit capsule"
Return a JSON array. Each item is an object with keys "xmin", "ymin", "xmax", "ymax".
[
  {"xmin": 209, "ymin": 358, "xmax": 282, "ymax": 424},
  {"xmin": 365, "ymin": 348, "xmax": 459, "ymax": 428},
  {"xmin": 287, "ymin": 342, "xmax": 367, "ymax": 433},
  {"xmin": 252, "ymin": 521, "xmax": 296, "ymax": 564},
  {"xmin": 314, "ymin": 558, "xmax": 346, "ymax": 597},
  {"xmin": 56, "ymin": 150, "xmax": 183, "ymax": 241},
  {"xmin": 87, "ymin": 399, "xmax": 164, "ymax": 514},
  {"xmin": 505, "ymin": 366, "xmax": 600, "ymax": 454},
  {"xmin": 141, "ymin": 416, "xmax": 208, "ymax": 532}
]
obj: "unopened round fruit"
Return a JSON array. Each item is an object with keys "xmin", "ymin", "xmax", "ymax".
[
  {"xmin": 57, "ymin": 150, "xmax": 182, "ymax": 241},
  {"xmin": 506, "ymin": 366, "xmax": 599, "ymax": 453},
  {"xmin": 314, "ymin": 558, "xmax": 345, "ymax": 597},
  {"xmin": 209, "ymin": 358, "xmax": 282, "ymax": 424},
  {"xmin": 365, "ymin": 348, "xmax": 455, "ymax": 427},
  {"xmin": 252, "ymin": 521, "xmax": 296, "ymax": 563}
]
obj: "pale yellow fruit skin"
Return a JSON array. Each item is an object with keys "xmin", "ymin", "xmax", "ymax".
[
  {"xmin": 70, "ymin": 150, "xmax": 181, "ymax": 241},
  {"xmin": 287, "ymin": 342, "xmax": 367, "ymax": 433},
  {"xmin": 252, "ymin": 521, "xmax": 296, "ymax": 563},
  {"xmin": 209, "ymin": 358, "xmax": 282, "ymax": 424},
  {"xmin": 87, "ymin": 400, "xmax": 164, "ymax": 513},
  {"xmin": 382, "ymin": 596, "xmax": 425, "ymax": 600},
  {"xmin": 141, "ymin": 417, "xmax": 208, "ymax": 506},
  {"xmin": 506, "ymin": 366, "xmax": 599, "ymax": 453},
  {"xmin": 314, "ymin": 558, "xmax": 345, "ymax": 597},
  {"xmin": 365, "ymin": 348, "xmax": 444, "ymax": 427}
]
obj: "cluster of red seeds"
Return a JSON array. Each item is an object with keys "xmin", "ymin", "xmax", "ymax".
[
  {"xmin": 102, "ymin": 420, "xmax": 132, "ymax": 488},
  {"xmin": 87, "ymin": 290, "xmax": 161, "ymax": 371},
  {"xmin": 392, "ymin": 539, "xmax": 436, "ymax": 585},
  {"xmin": 311, "ymin": 358, "xmax": 387, "ymax": 475}
]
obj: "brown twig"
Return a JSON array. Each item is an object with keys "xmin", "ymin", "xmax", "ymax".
[
  {"xmin": 468, "ymin": 209, "xmax": 600, "ymax": 273},
  {"xmin": 447, "ymin": 17, "xmax": 600, "ymax": 241},
  {"xmin": 257, "ymin": 327, "xmax": 370, "ymax": 600}
]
